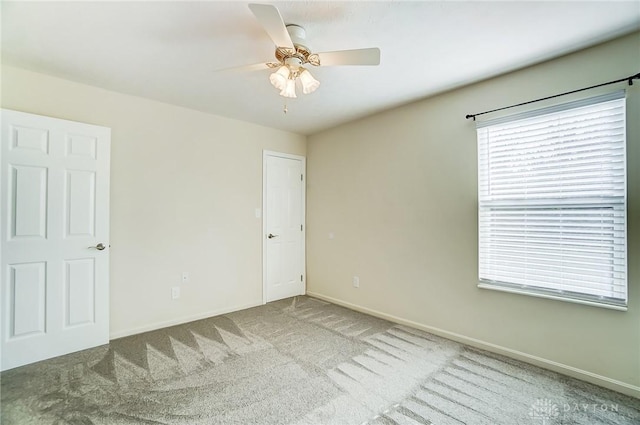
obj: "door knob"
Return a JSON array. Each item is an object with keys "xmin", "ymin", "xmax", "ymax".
[
  {"xmin": 89, "ymin": 243, "xmax": 107, "ymax": 250},
  {"xmin": 267, "ymin": 233, "xmax": 278, "ymax": 239}
]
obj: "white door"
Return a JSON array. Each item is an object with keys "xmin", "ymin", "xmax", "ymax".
[
  {"xmin": 263, "ymin": 151, "xmax": 305, "ymax": 303},
  {"xmin": 1, "ymin": 109, "xmax": 111, "ymax": 371}
]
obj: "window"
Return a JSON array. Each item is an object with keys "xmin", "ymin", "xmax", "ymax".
[{"xmin": 477, "ymin": 91, "xmax": 627, "ymax": 309}]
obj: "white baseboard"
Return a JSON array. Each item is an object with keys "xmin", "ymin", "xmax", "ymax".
[
  {"xmin": 109, "ymin": 300, "xmax": 264, "ymax": 340},
  {"xmin": 306, "ymin": 291, "xmax": 640, "ymax": 399}
]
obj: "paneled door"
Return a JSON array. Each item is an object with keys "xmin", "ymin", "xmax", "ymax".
[
  {"xmin": 263, "ymin": 151, "xmax": 305, "ymax": 302},
  {"xmin": 1, "ymin": 109, "xmax": 111, "ymax": 371}
]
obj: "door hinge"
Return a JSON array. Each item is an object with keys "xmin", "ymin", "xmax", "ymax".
[
  {"xmin": 301, "ymin": 224, "xmax": 303, "ymax": 231},
  {"xmin": 301, "ymin": 174, "xmax": 303, "ymax": 181},
  {"xmin": 301, "ymin": 274, "xmax": 303, "ymax": 282}
]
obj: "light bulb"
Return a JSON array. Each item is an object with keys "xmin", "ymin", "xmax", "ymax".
[
  {"xmin": 269, "ymin": 66, "xmax": 289, "ymax": 91},
  {"xmin": 280, "ymin": 78, "xmax": 297, "ymax": 98},
  {"xmin": 298, "ymin": 68, "xmax": 320, "ymax": 94}
]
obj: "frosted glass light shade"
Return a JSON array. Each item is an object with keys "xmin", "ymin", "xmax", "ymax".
[
  {"xmin": 299, "ymin": 69, "xmax": 320, "ymax": 94},
  {"xmin": 269, "ymin": 66, "xmax": 289, "ymax": 91},
  {"xmin": 280, "ymin": 78, "xmax": 297, "ymax": 98}
]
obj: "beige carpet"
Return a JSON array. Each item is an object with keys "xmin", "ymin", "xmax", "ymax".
[{"xmin": 1, "ymin": 296, "xmax": 638, "ymax": 424}]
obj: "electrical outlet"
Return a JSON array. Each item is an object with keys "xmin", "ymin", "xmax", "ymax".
[
  {"xmin": 172, "ymin": 286, "xmax": 181, "ymax": 299},
  {"xmin": 181, "ymin": 272, "xmax": 189, "ymax": 283},
  {"xmin": 352, "ymin": 276, "xmax": 360, "ymax": 288}
]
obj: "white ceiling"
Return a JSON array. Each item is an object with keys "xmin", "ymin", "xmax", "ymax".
[{"xmin": 2, "ymin": 1, "xmax": 639, "ymax": 135}]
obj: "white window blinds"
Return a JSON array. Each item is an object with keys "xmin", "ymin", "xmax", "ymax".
[{"xmin": 477, "ymin": 91, "xmax": 627, "ymax": 308}]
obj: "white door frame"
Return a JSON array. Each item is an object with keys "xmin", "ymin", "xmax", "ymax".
[{"xmin": 262, "ymin": 150, "xmax": 306, "ymax": 304}]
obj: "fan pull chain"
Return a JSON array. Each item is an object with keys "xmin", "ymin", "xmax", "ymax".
[{"xmin": 283, "ymin": 103, "xmax": 288, "ymax": 114}]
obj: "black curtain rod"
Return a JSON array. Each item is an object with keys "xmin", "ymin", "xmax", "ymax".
[{"xmin": 465, "ymin": 72, "xmax": 640, "ymax": 121}]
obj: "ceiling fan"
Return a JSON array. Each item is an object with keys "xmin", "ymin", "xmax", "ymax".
[{"xmin": 241, "ymin": 3, "xmax": 381, "ymax": 99}]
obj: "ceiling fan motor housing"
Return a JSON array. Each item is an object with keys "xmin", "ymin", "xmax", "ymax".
[
  {"xmin": 273, "ymin": 24, "xmax": 320, "ymax": 67},
  {"xmin": 286, "ymin": 24, "xmax": 307, "ymax": 47}
]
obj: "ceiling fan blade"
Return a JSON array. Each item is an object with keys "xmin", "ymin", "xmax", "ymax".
[
  {"xmin": 248, "ymin": 3, "xmax": 294, "ymax": 49},
  {"xmin": 317, "ymin": 48, "xmax": 381, "ymax": 66}
]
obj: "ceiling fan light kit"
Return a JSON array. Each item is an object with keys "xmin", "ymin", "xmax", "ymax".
[
  {"xmin": 281, "ymin": 78, "xmax": 297, "ymax": 98},
  {"xmin": 269, "ymin": 65, "xmax": 290, "ymax": 91},
  {"xmin": 269, "ymin": 57, "xmax": 320, "ymax": 98},
  {"xmin": 298, "ymin": 69, "xmax": 320, "ymax": 94},
  {"xmin": 247, "ymin": 3, "xmax": 381, "ymax": 100}
]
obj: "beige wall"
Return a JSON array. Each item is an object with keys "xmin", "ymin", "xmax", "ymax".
[
  {"xmin": 307, "ymin": 32, "xmax": 640, "ymax": 396},
  {"xmin": 1, "ymin": 65, "xmax": 306, "ymax": 337}
]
